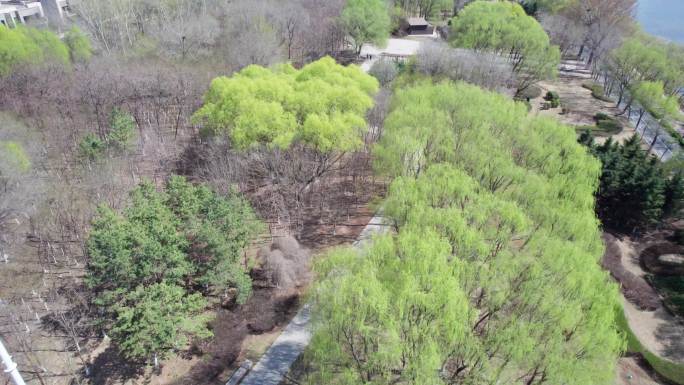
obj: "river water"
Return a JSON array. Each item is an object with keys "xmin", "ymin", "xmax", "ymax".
[{"xmin": 637, "ymin": 0, "xmax": 684, "ymax": 43}]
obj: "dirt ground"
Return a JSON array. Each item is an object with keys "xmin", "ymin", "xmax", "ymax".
[
  {"xmin": 609, "ymin": 235, "xmax": 684, "ymax": 363},
  {"xmin": 616, "ymin": 357, "xmax": 663, "ymax": 385},
  {"xmin": 530, "ymin": 73, "xmax": 636, "ymax": 145}
]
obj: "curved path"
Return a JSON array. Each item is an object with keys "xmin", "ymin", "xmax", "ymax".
[
  {"xmin": 613, "ymin": 237, "xmax": 684, "ymax": 364},
  {"xmin": 238, "ymin": 215, "xmax": 390, "ymax": 385}
]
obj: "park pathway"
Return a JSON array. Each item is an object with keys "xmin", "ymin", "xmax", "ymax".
[{"xmin": 238, "ymin": 215, "xmax": 389, "ymax": 385}]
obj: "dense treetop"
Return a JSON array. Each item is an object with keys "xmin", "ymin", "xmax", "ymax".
[
  {"xmin": 307, "ymin": 81, "xmax": 623, "ymax": 384},
  {"xmin": 340, "ymin": 0, "xmax": 391, "ymax": 53},
  {"xmin": 87, "ymin": 176, "xmax": 261, "ymax": 360},
  {"xmin": 579, "ymin": 134, "xmax": 684, "ymax": 231},
  {"xmin": 194, "ymin": 57, "xmax": 378, "ymax": 152},
  {"xmin": 0, "ymin": 26, "xmax": 72, "ymax": 75},
  {"xmin": 449, "ymin": 1, "xmax": 560, "ymax": 94}
]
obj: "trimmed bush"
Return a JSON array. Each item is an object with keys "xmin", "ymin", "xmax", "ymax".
[
  {"xmin": 544, "ymin": 90, "xmax": 560, "ymax": 108},
  {"xmin": 597, "ymin": 118, "xmax": 622, "ymax": 134},
  {"xmin": 594, "ymin": 112, "xmax": 611, "ymax": 122},
  {"xmin": 583, "ymin": 82, "xmax": 614, "ymax": 102}
]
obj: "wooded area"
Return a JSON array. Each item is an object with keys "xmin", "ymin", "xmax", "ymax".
[{"xmin": 1, "ymin": 0, "xmax": 683, "ymax": 384}]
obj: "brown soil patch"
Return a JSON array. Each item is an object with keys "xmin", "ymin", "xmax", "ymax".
[
  {"xmin": 531, "ymin": 74, "xmax": 636, "ymax": 144},
  {"xmin": 616, "ymin": 356, "xmax": 664, "ymax": 385},
  {"xmin": 602, "ymin": 233, "xmax": 661, "ymax": 311}
]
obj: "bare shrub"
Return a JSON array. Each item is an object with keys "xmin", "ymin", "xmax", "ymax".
[
  {"xmin": 416, "ymin": 42, "xmax": 515, "ymax": 93},
  {"xmin": 258, "ymin": 236, "xmax": 311, "ymax": 290},
  {"xmin": 368, "ymin": 59, "xmax": 398, "ymax": 87}
]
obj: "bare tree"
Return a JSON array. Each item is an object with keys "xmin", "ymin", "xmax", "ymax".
[{"xmin": 416, "ymin": 42, "xmax": 516, "ymax": 93}]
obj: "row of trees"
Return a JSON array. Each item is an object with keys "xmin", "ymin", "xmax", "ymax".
[
  {"xmin": 304, "ymin": 81, "xmax": 623, "ymax": 384},
  {"xmin": 72, "ymin": 0, "xmax": 348, "ymax": 66},
  {"xmin": 86, "ymin": 176, "xmax": 262, "ymax": 361}
]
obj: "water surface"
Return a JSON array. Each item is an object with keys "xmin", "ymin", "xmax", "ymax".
[{"xmin": 637, "ymin": 0, "xmax": 684, "ymax": 43}]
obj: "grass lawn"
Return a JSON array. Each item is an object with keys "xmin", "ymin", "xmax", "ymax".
[{"xmin": 616, "ymin": 306, "xmax": 684, "ymax": 384}]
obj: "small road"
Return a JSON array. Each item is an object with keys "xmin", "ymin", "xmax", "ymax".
[{"xmin": 237, "ymin": 215, "xmax": 389, "ymax": 385}]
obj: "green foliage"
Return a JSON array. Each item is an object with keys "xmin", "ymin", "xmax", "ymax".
[
  {"xmin": 596, "ymin": 118, "xmax": 621, "ymax": 133},
  {"xmin": 63, "ymin": 26, "xmax": 92, "ymax": 62},
  {"xmin": 0, "ymin": 25, "xmax": 70, "ymax": 76},
  {"xmin": 164, "ymin": 175, "xmax": 262, "ymax": 303},
  {"xmin": 395, "ymin": 0, "xmax": 451, "ymax": 19},
  {"xmin": 587, "ymin": 135, "xmax": 678, "ymax": 231},
  {"xmin": 0, "ymin": 141, "xmax": 31, "ymax": 173},
  {"xmin": 108, "ymin": 108, "xmax": 137, "ymax": 151},
  {"xmin": 607, "ymin": 34, "xmax": 684, "ymax": 109},
  {"xmin": 308, "ymin": 81, "xmax": 623, "ymax": 384},
  {"xmin": 582, "ymin": 82, "xmax": 614, "ymax": 102},
  {"xmin": 87, "ymin": 177, "xmax": 261, "ymax": 360},
  {"xmin": 544, "ymin": 90, "xmax": 560, "ymax": 107},
  {"xmin": 633, "ymin": 81, "xmax": 681, "ymax": 121},
  {"xmin": 78, "ymin": 109, "xmax": 137, "ymax": 162},
  {"xmin": 194, "ymin": 57, "xmax": 378, "ymax": 152},
  {"xmin": 340, "ymin": 0, "xmax": 390, "ymax": 53},
  {"xmin": 78, "ymin": 133, "xmax": 106, "ymax": 161},
  {"xmin": 594, "ymin": 112, "xmax": 610, "ymax": 122},
  {"xmin": 449, "ymin": 1, "xmax": 560, "ymax": 94},
  {"xmin": 111, "ymin": 283, "xmax": 211, "ymax": 361}
]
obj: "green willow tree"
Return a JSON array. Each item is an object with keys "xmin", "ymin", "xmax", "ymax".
[
  {"xmin": 0, "ymin": 25, "xmax": 70, "ymax": 75},
  {"xmin": 87, "ymin": 176, "xmax": 261, "ymax": 361},
  {"xmin": 63, "ymin": 26, "xmax": 93, "ymax": 63},
  {"xmin": 340, "ymin": 0, "xmax": 391, "ymax": 53},
  {"xmin": 193, "ymin": 56, "xmax": 378, "ymax": 152},
  {"xmin": 449, "ymin": 1, "xmax": 560, "ymax": 95},
  {"xmin": 606, "ymin": 33, "xmax": 684, "ymax": 108},
  {"xmin": 631, "ymin": 81, "xmax": 680, "ymax": 131},
  {"xmin": 306, "ymin": 81, "xmax": 623, "ymax": 385}
]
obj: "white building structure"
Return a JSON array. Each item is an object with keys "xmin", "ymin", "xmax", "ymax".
[{"xmin": 0, "ymin": 1, "xmax": 44, "ymax": 27}]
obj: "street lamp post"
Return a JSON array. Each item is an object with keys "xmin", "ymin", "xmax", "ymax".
[{"xmin": 0, "ymin": 337, "xmax": 27, "ymax": 385}]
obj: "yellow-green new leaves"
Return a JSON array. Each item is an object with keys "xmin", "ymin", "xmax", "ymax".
[
  {"xmin": 449, "ymin": 1, "xmax": 560, "ymax": 94},
  {"xmin": 633, "ymin": 81, "xmax": 681, "ymax": 122},
  {"xmin": 194, "ymin": 57, "xmax": 379, "ymax": 153},
  {"xmin": 0, "ymin": 25, "xmax": 70, "ymax": 76},
  {"xmin": 308, "ymin": 81, "xmax": 622, "ymax": 384},
  {"xmin": 340, "ymin": 0, "xmax": 391, "ymax": 53},
  {"xmin": 0, "ymin": 141, "xmax": 31, "ymax": 173}
]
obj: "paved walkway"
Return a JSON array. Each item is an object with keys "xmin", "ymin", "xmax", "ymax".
[
  {"xmin": 239, "ymin": 305, "xmax": 312, "ymax": 385},
  {"xmin": 238, "ymin": 215, "xmax": 389, "ymax": 385}
]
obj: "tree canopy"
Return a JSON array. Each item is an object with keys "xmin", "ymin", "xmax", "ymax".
[
  {"xmin": 306, "ymin": 81, "xmax": 623, "ymax": 385},
  {"xmin": 193, "ymin": 57, "xmax": 378, "ymax": 152},
  {"xmin": 449, "ymin": 1, "xmax": 560, "ymax": 94},
  {"xmin": 580, "ymin": 135, "xmax": 683, "ymax": 231},
  {"xmin": 63, "ymin": 26, "xmax": 93, "ymax": 63},
  {"xmin": 340, "ymin": 0, "xmax": 391, "ymax": 53},
  {"xmin": 606, "ymin": 33, "xmax": 684, "ymax": 106},
  {"xmin": 0, "ymin": 26, "xmax": 70, "ymax": 76},
  {"xmin": 87, "ymin": 176, "xmax": 261, "ymax": 360}
]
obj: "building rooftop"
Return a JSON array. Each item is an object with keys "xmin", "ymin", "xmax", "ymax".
[
  {"xmin": 0, "ymin": 3, "xmax": 17, "ymax": 12},
  {"xmin": 407, "ymin": 17, "xmax": 429, "ymax": 27}
]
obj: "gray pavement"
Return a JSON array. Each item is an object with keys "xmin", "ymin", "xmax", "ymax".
[{"xmin": 237, "ymin": 215, "xmax": 389, "ymax": 385}]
